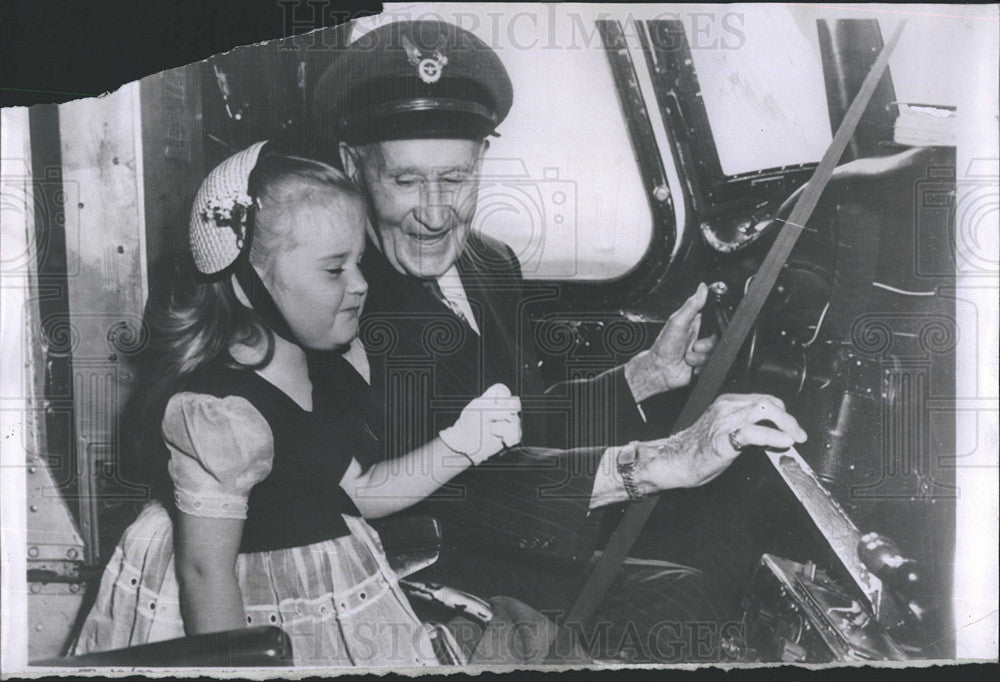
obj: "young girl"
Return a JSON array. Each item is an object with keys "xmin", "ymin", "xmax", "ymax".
[{"xmin": 72, "ymin": 142, "xmax": 521, "ymax": 667}]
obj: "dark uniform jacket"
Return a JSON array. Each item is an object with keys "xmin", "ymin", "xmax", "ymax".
[{"xmin": 313, "ymin": 232, "xmax": 674, "ymax": 608}]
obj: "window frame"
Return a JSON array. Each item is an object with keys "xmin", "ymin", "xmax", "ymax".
[
  {"xmin": 529, "ymin": 19, "xmax": 687, "ymax": 310},
  {"xmin": 640, "ymin": 19, "xmax": 818, "ymax": 223}
]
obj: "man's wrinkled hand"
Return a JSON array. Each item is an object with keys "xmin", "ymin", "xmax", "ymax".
[
  {"xmin": 625, "ymin": 283, "xmax": 718, "ymax": 403},
  {"xmin": 635, "ymin": 393, "xmax": 808, "ymax": 493}
]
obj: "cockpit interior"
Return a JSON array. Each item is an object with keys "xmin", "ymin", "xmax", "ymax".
[{"xmin": 9, "ymin": 4, "xmax": 975, "ymax": 666}]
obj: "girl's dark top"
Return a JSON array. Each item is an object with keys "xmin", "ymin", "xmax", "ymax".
[{"xmin": 175, "ymin": 357, "xmax": 374, "ymax": 553}]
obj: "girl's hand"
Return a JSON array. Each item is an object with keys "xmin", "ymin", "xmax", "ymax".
[
  {"xmin": 439, "ymin": 383, "xmax": 522, "ymax": 464},
  {"xmin": 346, "ymin": 384, "xmax": 522, "ymax": 518}
]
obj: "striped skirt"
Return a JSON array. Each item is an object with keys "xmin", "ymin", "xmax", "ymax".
[{"xmin": 72, "ymin": 501, "xmax": 441, "ymax": 668}]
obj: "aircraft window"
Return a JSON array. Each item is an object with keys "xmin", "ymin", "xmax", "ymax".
[
  {"xmin": 339, "ymin": 5, "xmax": 973, "ymax": 282},
  {"xmin": 888, "ymin": 19, "xmax": 964, "ymax": 108},
  {"xmin": 683, "ymin": 6, "xmax": 833, "ymax": 177},
  {"xmin": 454, "ymin": 7, "xmax": 657, "ymax": 281}
]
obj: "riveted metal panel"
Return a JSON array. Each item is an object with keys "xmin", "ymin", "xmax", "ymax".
[
  {"xmin": 58, "ymin": 83, "xmax": 148, "ymax": 565},
  {"xmin": 27, "ymin": 593, "xmax": 85, "ymax": 661},
  {"xmin": 3, "ymin": 108, "xmax": 88, "ymax": 664}
]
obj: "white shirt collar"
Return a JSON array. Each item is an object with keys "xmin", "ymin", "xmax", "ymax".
[
  {"xmin": 436, "ymin": 266, "xmax": 480, "ymax": 335},
  {"xmin": 341, "ymin": 336, "xmax": 371, "ymax": 385}
]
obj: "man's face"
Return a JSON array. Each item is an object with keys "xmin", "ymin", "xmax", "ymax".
[{"xmin": 345, "ymin": 138, "xmax": 485, "ymax": 279}]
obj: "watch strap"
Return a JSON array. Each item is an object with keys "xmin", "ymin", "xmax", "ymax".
[{"xmin": 617, "ymin": 442, "xmax": 644, "ymax": 501}]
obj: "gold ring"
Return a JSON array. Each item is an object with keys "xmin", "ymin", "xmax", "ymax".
[{"xmin": 728, "ymin": 430, "xmax": 746, "ymax": 452}]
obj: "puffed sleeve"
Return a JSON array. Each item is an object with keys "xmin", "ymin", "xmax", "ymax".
[{"xmin": 163, "ymin": 392, "xmax": 274, "ymax": 519}]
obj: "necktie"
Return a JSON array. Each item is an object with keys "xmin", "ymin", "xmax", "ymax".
[{"xmin": 426, "ymin": 279, "xmax": 476, "ymax": 331}]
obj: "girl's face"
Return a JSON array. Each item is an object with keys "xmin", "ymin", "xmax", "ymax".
[{"xmin": 254, "ymin": 185, "xmax": 368, "ymax": 350}]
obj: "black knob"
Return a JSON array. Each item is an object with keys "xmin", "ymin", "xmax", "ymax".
[
  {"xmin": 858, "ymin": 532, "xmax": 930, "ymax": 618},
  {"xmin": 706, "ymin": 281, "xmax": 731, "ymax": 334}
]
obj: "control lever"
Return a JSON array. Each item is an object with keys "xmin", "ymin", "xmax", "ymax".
[{"xmin": 706, "ymin": 281, "xmax": 732, "ymax": 335}]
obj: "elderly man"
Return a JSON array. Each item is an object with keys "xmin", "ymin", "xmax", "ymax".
[{"xmin": 309, "ymin": 19, "xmax": 805, "ymax": 662}]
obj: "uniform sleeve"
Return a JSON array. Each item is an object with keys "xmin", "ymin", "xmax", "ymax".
[
  {"xmin": 495, "ymin": 242, "xmax": 648, "ymax": 448},
  {"xmin": 432, "ymin": 445, "xmax": 607, "ymax": 564},
  {"xmin": 163, "ymin": 392, "xmax": 274, "ymax": 519}
]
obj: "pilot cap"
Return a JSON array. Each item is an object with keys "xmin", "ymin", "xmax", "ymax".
[{"xmin": 313, "ymin": 19, "xmax": 513, "ymax": 145}]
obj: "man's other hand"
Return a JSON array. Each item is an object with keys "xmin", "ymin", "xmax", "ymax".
[{"xmin": 624, "ymin": 283, "xmax": 718, "ymax": 403}]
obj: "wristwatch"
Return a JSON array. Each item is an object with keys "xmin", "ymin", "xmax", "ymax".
[{"xmin": 616, "ymin": 442, "xmax": 645, "ymax": 500}]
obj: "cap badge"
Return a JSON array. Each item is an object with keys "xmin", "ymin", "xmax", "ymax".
[{"xmin": 402, "ymin": 34, "xmax": 448, "ymax": 84}]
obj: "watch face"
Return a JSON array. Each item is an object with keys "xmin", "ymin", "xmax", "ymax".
[{"xmin": 617, "ymin": 444, "xmax": 638, "ymax": 468}]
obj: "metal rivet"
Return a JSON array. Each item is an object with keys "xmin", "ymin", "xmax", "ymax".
[
  {"xmin": 27, "ymin": 546, "xmax": 39, "ymax": 558},
  {"xmin": 67, "ymin": 548, "xmax": 78, "ymax": 559},
  {"xmin": 70, "ymin": 583, "xmax": 80, "ymax": 593},
  {"xmin": 36, "ymin": 624, "xmax": 44, "ymax": 632},
  {"xmin": 29, "ymin": 505, "xmax": 38, "ymax": 512},
  {"xmin": 28, "ymin": 467, "xmax": 37, "ymax": 474},
  {"xmin": 652, "ymin": 185, "xmax": 670, "ymax": 202},
  {"xmin": 30, "ymin": 583, "xmax": 41, "ymax": 594}
]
